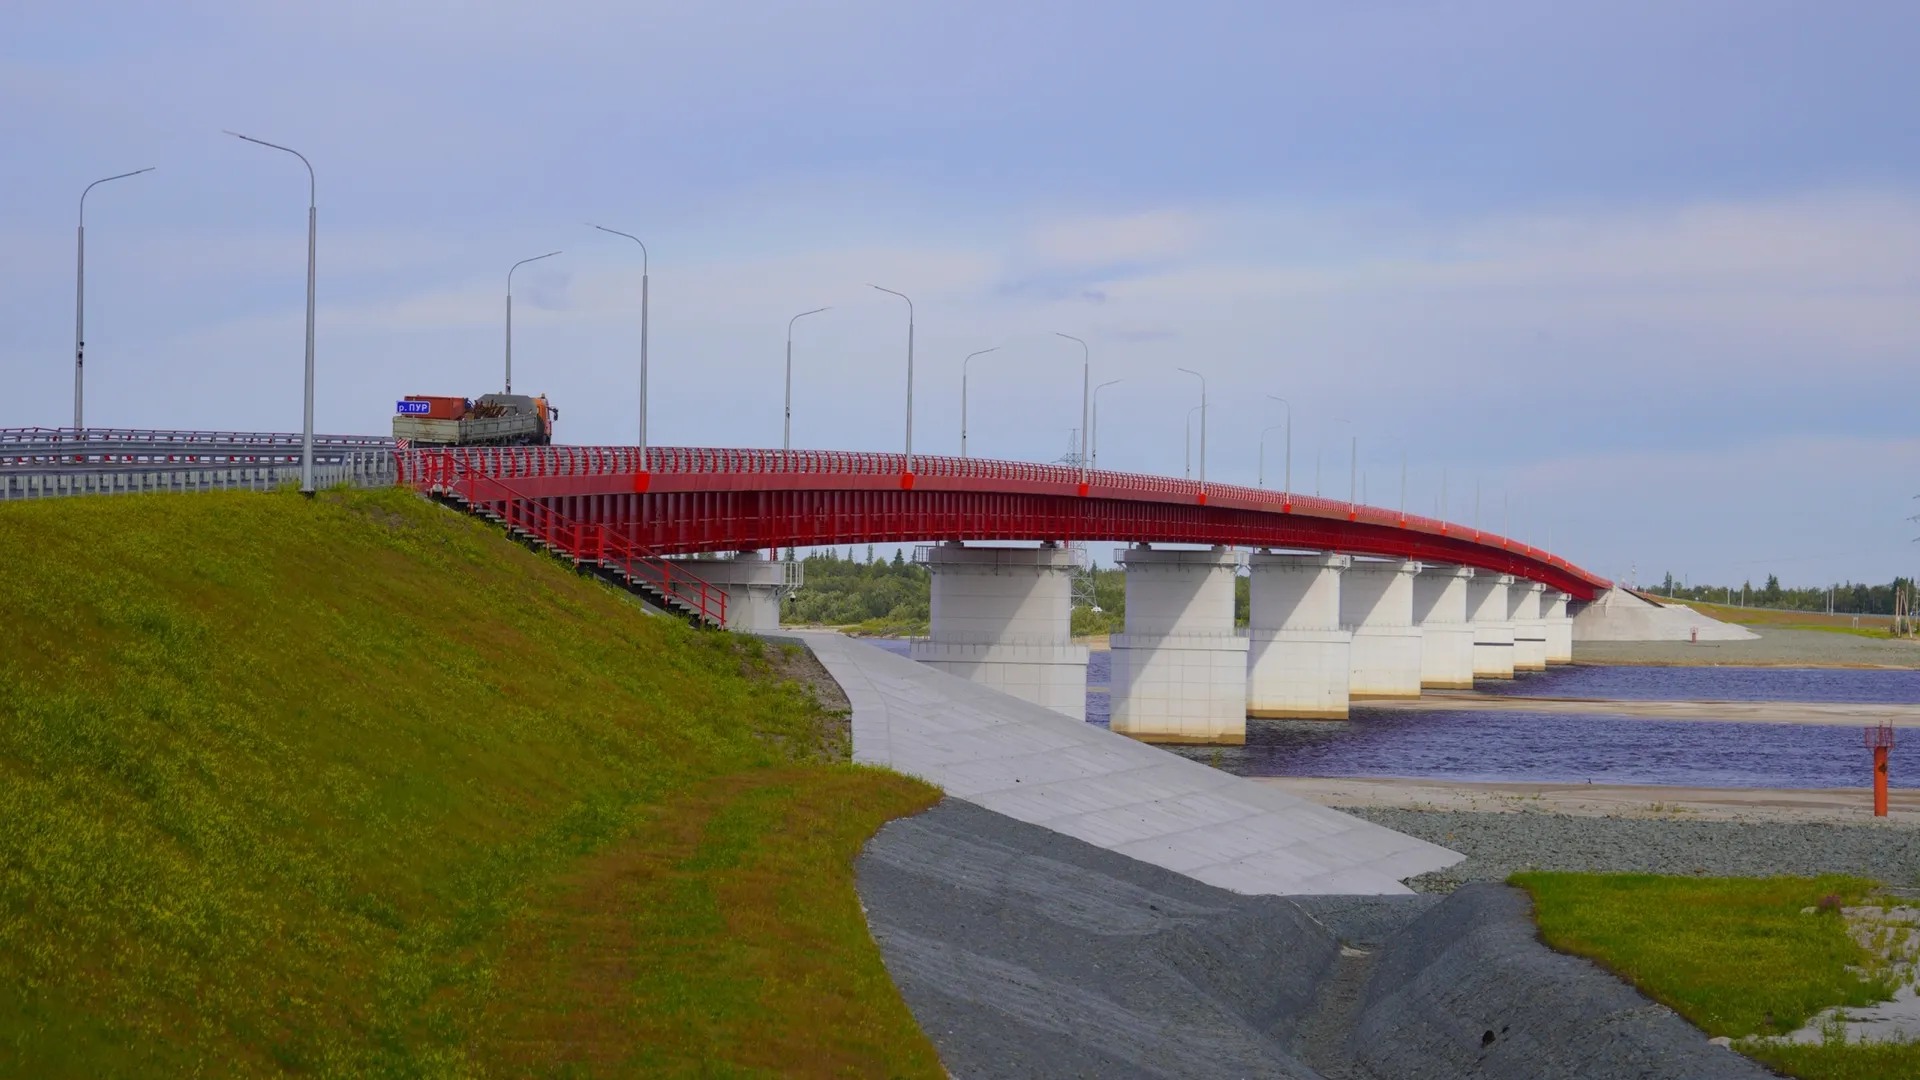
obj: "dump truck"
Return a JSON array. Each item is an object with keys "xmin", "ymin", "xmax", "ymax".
[{"xmin": 392, "ymin": 393, "xmax": 558, "ymax": 446}]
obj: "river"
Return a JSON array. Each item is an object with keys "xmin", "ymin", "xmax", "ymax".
[{"xmin": 864, "ymin": 640, "xmax": 1915, "ymax": 788}]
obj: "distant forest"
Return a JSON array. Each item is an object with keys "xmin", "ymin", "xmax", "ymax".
[
  {"xmin": 1648, "ymin": 573, "xmax": 1916, "ymax": 616},
  {"xmin": 780, "ymin": 549, "xmax": 1918, "ymax": 630},
  {"xmin": 778, "ymin": 548, "xmax": 1242, "ymax": 634}
]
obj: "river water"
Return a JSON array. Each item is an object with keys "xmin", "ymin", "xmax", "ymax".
[{"xmin": 865, "ymin": 640, "xmax": 1915, "ymax": 788}]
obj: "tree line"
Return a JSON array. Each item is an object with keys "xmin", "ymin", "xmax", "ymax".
[{"xmin": 1651, "ymin": 572, "xmax": 1917, "ymax": 616}]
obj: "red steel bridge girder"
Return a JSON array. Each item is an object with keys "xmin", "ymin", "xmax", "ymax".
[{"xmin": 404, "ymin": 446, "xmax": 1609, "ymax": 601}]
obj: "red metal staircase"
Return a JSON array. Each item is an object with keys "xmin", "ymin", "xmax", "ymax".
[{"xmin": 427, "ymin": 461, "xmax": 728, "ymax": 628}]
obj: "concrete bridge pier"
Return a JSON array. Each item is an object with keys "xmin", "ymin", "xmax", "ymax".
[
  {"xmin": 1109, "ymin": 544, "xmax": 1250, "ymax": 744},
  {"xmin": 1246, "ymin": 552, "xmax": 1353, "ymax": 719},
  {"xmin": 1343, "ymin": 559, "xmax": 1425, "ymax": 699},
  {"xmin": 909, "ymin": 542, "xmax": 1090, "ymax": 720},
  {"xmin": 674, "ymin": 550, "xmax": 788, "ymax": 631},
  {"xmin": 1466, "ymin": 573, "xmax": 1516, "ymax": 680},
  {"xmin": 1412, "ymin": 564, "xmax": 1476, "ymax": 690},
  {"xmin": 1542, "ymin": 589, "xmax": 1574, "ymax": 664},
  {"xmin": 1509, "ymin": 580, "xmax": 1548, "ymax": 672}
]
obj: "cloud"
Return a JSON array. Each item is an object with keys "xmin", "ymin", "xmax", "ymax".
[{"xmin": 1025, "ymin": 210, "xmax": 1207, "ymax": 267}]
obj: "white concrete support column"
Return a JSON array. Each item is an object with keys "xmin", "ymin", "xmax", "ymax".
[
  {"xmin": 1110, "ymin": 545, "xmax": 1250, "ymax": 744},
  {"xmin": 910, "ymin": 542, "xmax": 1090, "ymax": 720},
  {"xmin": 1542, "ymin": 589, "xmax": 1574, "ymax": 664},
  {"xmin": 1411, "ymin": 564, "xmax": 1476, "ymax": 690},
  {"xmin": 1509, "ymin": 580, "xmax": 1547, "ymax": 671},
  {"xmin": 1342, "ymin": 559, "xmax": 1425, "ymax": 699},
  {"xmin": 672, "ymin": 551, "xmax": 787, "ymax": 631},
  {"xmin": 1246, "ymin": 552, "xmax": 1353, "ymax": 719},
  {"xmin": 1465, "ymin": 573, "xmax": 1516, "ymax": 680}
]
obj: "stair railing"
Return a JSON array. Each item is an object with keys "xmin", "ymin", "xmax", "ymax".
[{"xmin": 429, "ymin": 452, "xmax": 728, "ymax": 628}]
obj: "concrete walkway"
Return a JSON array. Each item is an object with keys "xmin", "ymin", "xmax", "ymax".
[{"xmin": 795, "ymin": 631, "xmax": 1461, "ymax": 896}]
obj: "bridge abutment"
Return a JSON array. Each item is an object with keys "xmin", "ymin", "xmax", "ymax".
[
  {"xmin": 909, "ymin": 542, "xmax": 1089, "ymax": 720},
  {"xmin": 1509, "ymin": 580, "xmax": 1548, "ymax": 671},
  {"xmin": 1109, "ymin": 545, "xmax": 1250, "ymax": 744},
  {"xmin": 1246, "ymin": 552, "xmax": 1353, "ymax": 719},
  {"xmin": 1343, "ymin": 559, "xmax": 1425, "ymax": 699},
  {"xmin": 1466, "ymin": 573, "xmax": 1516, "ymax": 680},
  {"xmin": 672, "ymin": 551, "xmax": 787, "ymax": 631},
  {"xmin": 1412, "ymin": 564, "xmax": 1476, "ymax": 690}
]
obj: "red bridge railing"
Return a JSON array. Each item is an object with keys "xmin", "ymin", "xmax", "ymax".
[{"xmin": 396, "ymin": 444, "xmax": 1606, "ymax": 592}]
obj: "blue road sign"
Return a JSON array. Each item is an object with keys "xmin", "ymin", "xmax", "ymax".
[{"xmin": 396, "ymin": 400, "xmax": 431, "ymax": 415}]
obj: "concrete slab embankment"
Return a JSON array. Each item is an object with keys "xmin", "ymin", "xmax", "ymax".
[
  {"xmin": 859, "ymin": 799, "xmax": 1765, "ymax": 1079},
  {"xmin": 797, "ymin": 630, "xmax": 1459, "ymax": 895},
  {"xmin": 1573, "ymin": 587, "xmax": 1758, "ymax": 642}
]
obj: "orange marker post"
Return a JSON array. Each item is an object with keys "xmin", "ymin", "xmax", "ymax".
[{"xmin": 1866, "ymin": 723, "xmax": 1895, "ymax": 817}]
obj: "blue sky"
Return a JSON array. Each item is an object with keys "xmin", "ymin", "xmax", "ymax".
[{"xmin": 3, "ymin": 1, "xmax": 1917, "ymax": 586}]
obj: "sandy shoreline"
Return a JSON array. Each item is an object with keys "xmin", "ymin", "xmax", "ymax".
[
  {"xmin": 1364, "ymin": 691, "xmax": 1920, "ymax": 726},
  {"xmin": 1262, "ymin": 775, "xmax": 1920, "ymax": 825}
]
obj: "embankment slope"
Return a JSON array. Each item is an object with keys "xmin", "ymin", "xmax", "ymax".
[{"xmin": 0, "ymin": 487, "xmax": 940, "ymax": 1077}]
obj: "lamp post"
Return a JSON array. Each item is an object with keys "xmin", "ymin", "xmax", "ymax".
[
  {"xmin": 1178, "ymin": 368, "xmax": 1206, "ymax": 491},
  {"xmin": 224, "ymin": 131, "xmax": 317, "ymax": 494},
  {"xmin": 1266, "ymin": 394, "xmax": 1291, "ymax": 496},
  {"xmin": 1091, "ymin": 378, "xmax": 1122, "ymax": 471},
  {"xmin": 959, "ymin": 346, "xmax": 999, "ymax": 458},
  {"xmin": 1332, "ymin": 416, "xmax": 1355, "ymax": 517},
  {"xmin": 1185, "ymin": 405, "xmax": 1203, "ymax": 478},
  {"xmin": 1260, "ymin": 425, "xmax": 1285, "ymax": 489},
  {"xmin": 783, "ymin": 306, "xmax": 830, "ymax": 450},
  {"xmin": 868, "ymin": 285, "xmax": 914, "ymax": 473},
  {"xmin": 1054, "ymin": 333, "xmax": 1091, "ymax": 485},
  {"xmin": 505, "ymin": 251, "xmax": 561, "ymax": 394},
  {"xmin": 589, "ymin": 225, "xmax": 648, "ymax": 453},
  {"xmin": 73, "ymin": 167, "xmax": 154, "ymax": 433}
]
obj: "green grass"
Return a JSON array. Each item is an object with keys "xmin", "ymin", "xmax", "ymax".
[
  {"xmin": 1515, "ymin": 873, "xmax": 1920, "ymax": 1079},
  {"xmin": 0, "ymin": 486, "xmax": 942, "ymax": 1077}
]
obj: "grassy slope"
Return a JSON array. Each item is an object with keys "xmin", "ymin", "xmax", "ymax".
[
  {"xmin": 1683, "ymin": 599, "xmax": 1897, "ymax": 635},
  {"xmin": 1515, "ymin": 873, "xmax": 1917, "ymax": 1080},
  {"xmin": 0, "ymin": 487, "xmax": 941, "ymax": 1078}
]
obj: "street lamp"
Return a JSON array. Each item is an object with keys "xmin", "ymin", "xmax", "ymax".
[
  {"xmin": 784, "ymin": 306, "xmax": 830, "ymax": 450},
  {"xmin": 1266, "ymin": 395, "xmax": 1291, "ymax": 498},
  {"xmin": 1091, "ymin": 378, "xmax": 1123, "ymax": 472},
  {"xmin": 868, "ymin": 285, "xmax": 915, "ymax": 472},
  {"xmin": 1332, "ymin": 416, "xmax": 1355, "ymax": 517},
  {"xmin": 1259, "ymin": 425, "xmax": 1286, "ymax": 489},
  {"xmin": 224, "ymin": 130, "xmax": 317, "ymax": 494},
  {"xmin": 588, "ymin": 224, "xmax": 650, "ymax": 453},
  {"xmin": 1178, "ymin": 368, "xmax": 1206, "ymax": 490},
  {"xmin": 1054, "ymin": 333, "xmax": 1091, "ymax": 485},
  {"xmin": 74, "ymin": 167, "xmax": 154, "ymax": 432},
  {"xmin": 959, "ymin": 346, "xmax": 1000, "ymax": 458},
  {"xmin": 1185, "ymin": 404, "xmax": 1203, "ymax": 478},
  {"xmin": 505, "ymin": 251, "xmax": 561, "ymax": 394}
]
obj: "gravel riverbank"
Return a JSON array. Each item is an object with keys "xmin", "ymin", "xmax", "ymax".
[
  {"xmin": 1340, "ymin": 807, "xmax": 1920, "ymax": 892},
  {"xmin": 1575, "ymin": 627, "xmax": 1920, "ymax": 668}
]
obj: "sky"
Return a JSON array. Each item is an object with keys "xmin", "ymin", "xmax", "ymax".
[{"xmin": 3, "ymin": 1, "xmax": 1917, "ymax": 587}]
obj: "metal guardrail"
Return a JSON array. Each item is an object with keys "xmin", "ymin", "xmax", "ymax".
[{"xmin": 0, "ymin": 427, "xmax": 396, "ymax": 500}]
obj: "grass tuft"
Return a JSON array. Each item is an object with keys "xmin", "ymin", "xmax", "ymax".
[{"xmin": 1515, "ymin": 872, "xmax": 1920, "ymax": 1079}]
